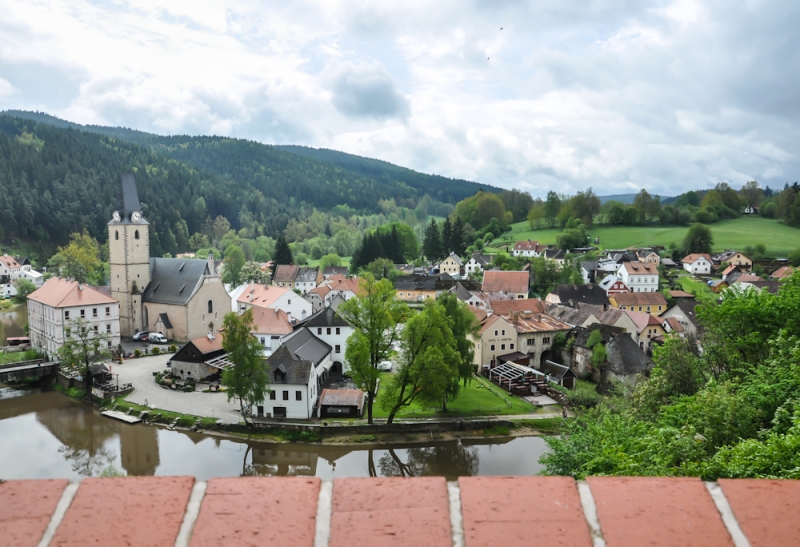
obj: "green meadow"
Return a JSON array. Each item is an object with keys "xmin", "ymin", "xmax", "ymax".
[{"xmin": 490, "ymin": 216, "xmax": 800, "ymax": 257}]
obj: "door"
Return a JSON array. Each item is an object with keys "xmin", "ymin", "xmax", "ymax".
[
  {"xmin": 273, "ymin": 407, "xmax": 287, "ymax": 418},
  {"xmin": 257, "ymin": 406, "xmax": 264, "ymax": 417}
]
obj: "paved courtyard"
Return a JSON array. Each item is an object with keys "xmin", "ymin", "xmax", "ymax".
[{"xmin": 112, "ymin": 353, "xmax": 242, "ymax": 423}]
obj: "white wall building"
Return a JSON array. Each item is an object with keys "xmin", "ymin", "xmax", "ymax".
[
  {"xmin": 252, "ymin": 344, "xmax": 319, "ymax": 419},
  {"xmin": 237, "ymin": 283, "xmax": 312, "ymax": 323},
  {"xmin": 617, "ymin": 262, "xmax": 659, "ymax": 293},
  {"xmin": 681, "ymin": 254, "xmax": 713, "ymax": 275},
  {"xmin": 27, "ymin": 277, "xmax": 120, "ymax": 358},
  {"xmin": 0, "ymin": 254, "xmax": 44, "ymax": 297},
  {"xmin": 301, "ymin": 308, "xmax": 354, "ymax": 374}
]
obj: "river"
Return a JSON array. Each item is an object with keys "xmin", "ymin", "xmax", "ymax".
[
  {"xmin": 0, "ymin": 303, "xmax": 28, "ymax": 346},
  {"xmin": 0, "ymin": 387, "xmax": 552, "ymax": 480}
]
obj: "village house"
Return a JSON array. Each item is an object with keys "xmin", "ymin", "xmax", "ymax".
[
  {"xmin": 603, "ymin": 333, "xmax": 654, "ymax": 386},
  {"xmin": 597, "ymin": 274, "xmax": 629, "ymax": 295},
  {"xmin": 254, "ymin": 344, "xmax": 319, "ymax": 419},
  {"xmin": 168, "ymin": 332, "xmax": 226, "ymax": 382},
  {"xmin": 272, "ymin": 265, "xmax": 300, "ymax": 289},
  {"xmin": 661, "ymin": 301, "xmax": 700, "ymax": 338},
  {"xmin": 304, "ymin": 285, "xmax": 330, "ymax": 314},
  {"xmin": 482, "ymin": 270, "xmax": 529, "ymax": 300},
  {"xmin": 771, "ymin": 266, "xmax": 795, "ymax": 280},
  {"xmin": 250, "ymin": 308, "xmax": 294, "ymax": 357},
  {"xmin": 544, "ymin": 248, "xmax": 566, "ymax": 265},
  {"xmin": 550, "ymin": 303, "xmax": 640, "ymax": 344},
  {"xmin": 27, "ymin": 277, "xmax": 121, "ymax": 358},
  {"xmin": 616, "ymin": 261, "xmax": 659, "ymax": 292},
  {"xmin": 545, "ymin": 284, "xmax": 610, "ymax": 308},
  {"xmin": 449, "ymin": 282, "xmax": 491, "ymax": 309},
  {"xmin": 237, "ymin": 283, "xmax": 312, "ymax": 323},
  {"xmin": 608, "ymin": 291, "xmax": 667, "ymax": 316},
  {"xmin": 512, "ymin": 240, "xmax": 547, "ymax": 257},
  {"xmin": 473, "ymin": 315, "xmax": 518, "ymax": 369},
  {"xmin": 437, "ymin": 252, "xmax": 464, "ymax": 277},
  {"xmin": 394, "ymin": 274, "xmax": 479, "ymax": 303},
  {"xmin": 0, "ymin": 254, "xmax": 44, "ymax": 297},
  {"xmin": 636, "ymin": 249, "xmax": 661, "ymax": 265},
  {"xmin": 464, "ymin": 252, "xmax": 496, "ymax": 275},
  {"xmin": 503, "ymin": 310, "xmax": 572, "ymax": 368},
  {"xmin": 294, "ymin": 267, "xmax": 322, "ymax": 295},
  {"xmin": 661, "ymin": 317, "xmax": 685, "ymax": 337},
  {"xmin": 681, "ymin": 253, "xmax": 713, "ymax": 275},
  {"xmin": 301, "ymin": 307, "xmax": 353, "ymax": 375},
  {"xmin": 714, "ymin": 250, "xmax": 753, "ymax": 272},
  {"xmin": 321, "ymin": 266, "xmax": 348, "ymax": 280},
  {"xmin": 281, "ymin": 327, "xmax": 333, "ymax": 389}
]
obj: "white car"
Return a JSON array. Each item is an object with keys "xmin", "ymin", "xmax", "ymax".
[
  {"xmin": 377, "ymin": 361, "xmax": 393, "ymax": 372},
  {"xmin": 148, "ymin": 333, "xmax": 168, "ymax": 344}
]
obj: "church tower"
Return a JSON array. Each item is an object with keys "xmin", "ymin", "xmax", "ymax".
[{"xmin": 108, "ymin": 174, "xmax": 150, "ymax": 336}]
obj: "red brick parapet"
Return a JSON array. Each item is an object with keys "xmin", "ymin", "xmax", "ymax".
[{"xmin": 1, "ymin": 475, "xmax": 798, "ymax": 547}]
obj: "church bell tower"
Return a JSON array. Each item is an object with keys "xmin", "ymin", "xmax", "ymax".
[{"xmin": 108, "ymin": 174, "xmax": 151, "ymax": 337}]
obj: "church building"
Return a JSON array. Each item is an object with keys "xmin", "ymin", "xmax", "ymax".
[{"xmin": 108, "ymin": 174, "xmax": 230, "ymax": 341}]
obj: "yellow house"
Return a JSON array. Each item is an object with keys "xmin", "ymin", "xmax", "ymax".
[
  {"xmin": 438, "ymin": 253, "xmax": 464, "ymax": 277},
  {"xmin": 715, "ymin": 251, "xmax": 752, "ymax": 272},
  {"xmin": 609, "ymin": 292, "xmax": 667, "ymax": 317}
]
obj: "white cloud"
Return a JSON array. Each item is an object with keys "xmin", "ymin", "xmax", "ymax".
[{"xmin": 0, "ymin": 0, "xmax": 798, "ymax": 197}]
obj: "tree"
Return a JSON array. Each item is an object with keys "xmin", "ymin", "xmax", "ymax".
[
  {"xmin": 682, "ymin": 223, "xmax": 714, "ymax": 255},
  {"xmin": 544, "ymin": 191, "xmax": 562, "ymax": 227},
  {"xmin": 47, "ymin": 230, "xmax": 102, "ymax": 283},
  {"xmin": 272, "ymin": 234, "xmax": 293, "ymax": 272},
  {"xmin": 222, "ymin": 245, "xmax": 246, "ymax": 287},
  {"xmin": 437, "ymin": 293, "xmax": 481, "ymax": 409},
  {"xmin": 381, "ymin": 301, "xmax": 459, "ymax": 423},
  {"xmin": 221, "ymin": 309, "xmax": 270, "ymax": 426},
  {"xmin": 338, "ymin": 274, "xmax": 408, "ymax": 423},
  {"xmin": 528, "ymin": 198, "xmax": 545, "ymax": 229},
  {"xmin": 12, "ymin": 278, "xmax": 37, "ymax": 303},
  {"xmin": 556, "ymin": 218, "xmax": 590, "ymax": 251},
  {"xmin": 239, "ymin": 261, "xmax": 269, "ymax": 285},
  {"xmin": 442, "ymin": 217, "xmax": 453, "ymax": 254},
  {"xmin": 741, "ymin": 180, "xmax": 762, "ymax": 208},
  {"xmin": 366, "ymin": 258, "xmax": 396, "ymax": 280},
  {"xmin": 422, "ymin": 218, "xmax": 442, "ymax": 261},
  {"xmin": 319, "ymin": 253, "xmax": 342, "ymax": 269},
  {"xmin": 452, "ymin": 217, "xmax": 467, "ymax": 256},
  {"xmin": 57, "ymin": 318, "xmax": 111, "ymax": 399}
]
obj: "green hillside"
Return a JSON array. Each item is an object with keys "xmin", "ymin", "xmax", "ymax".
[{"xmin": 493, "ymin": 216, "xmax": 800, "ymax": 256}]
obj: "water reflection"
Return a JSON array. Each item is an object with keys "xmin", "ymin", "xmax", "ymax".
[
  {"xmin": 0, "ymin": 390, "xmax": 551, "ymax": 480},
  {"xmin": 0, "ymin": 304, "xmax": 28, "ymax": 345}
]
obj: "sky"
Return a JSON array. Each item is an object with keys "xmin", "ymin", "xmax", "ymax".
[{"xmin": 1, "ymin": 0, "xmax": 799, "ymax": 197}]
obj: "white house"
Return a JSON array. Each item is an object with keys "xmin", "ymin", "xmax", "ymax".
[
  {"xmin": 464, "ymin": 252, "xmax": 495, "ymax": 275},
  {"xmin": 302, "ymin": 307, "xmax": 353, "ymax": 374},
  {"xmin": 512, "ymin": 240, "xmax": 547, "ymax": 257},
  {"xmin": 617, "ymin": 262, "xmax": 659, "ymax": 293},
  {"xmin": 681, "ymin": 254, "xmax": 712, "ymax": 275},
  {"xmin": 250, "ymin": 308, "xmax": 294, "ymax": 357},
  {"xmin": 237, "ymin": 283, "xmax": 312, "ymax": 323},
  {"xmin": 253, "ymin": 344, "xmax": 319, "ymax": 419},
  {"xmin": 27, "ymin": 277, "xmax": 120, "ymax": 359},
  {"xmin": 0, "ymin": 254, "xmax": 44, "ymax": 297}
]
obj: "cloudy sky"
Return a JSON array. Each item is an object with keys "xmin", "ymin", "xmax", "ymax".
[{"xmin": 1, "ymin": 0, "xmax": 798, "ymax": 197}]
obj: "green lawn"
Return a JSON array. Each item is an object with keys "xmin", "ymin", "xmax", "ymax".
[
  {"xmin": 0, "ymin": 350, "xmax": 40, "ymax": 365},
  {"xmin": 677, "ymin": 275, "xmax": 715, "ymax": 300},
  {"xmin": 306, "ymin": 256, "xmax": 352, "ymax": 268},
  {"xmin": 492, "ymin": 216, "xmax": 800, "ymax": 256},
  {"xmin": 370, "ymin": 372, "xmax": 540, "ymax": 419}
]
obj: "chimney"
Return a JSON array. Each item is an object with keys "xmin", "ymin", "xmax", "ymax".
[
  {"xmin": 78, "ymin": 283, "xmax": 83, "ymax": 291},
  {"xmin": 511, "ymin": 310, "xmax": 519, "ymax": 322},
  {"xmin": 536, "ymin": 313, "xmax": 541, "ymax": 322}
]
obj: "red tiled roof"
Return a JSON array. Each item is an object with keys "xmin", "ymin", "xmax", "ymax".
[
  {"xmin": 190, "ymin": 332, "xmax": 224, "ymax": 354},
  {"xmin": 620, "ymin": 261, "xmax": 659, "ymax": 274},
  {"xmin": 489, "ymin": 298, "xmax": 546, "ymax": 316},
  {"xmin": 319, "ymin": 389, "xmax": 365, "ymax": 408},
  {"xmin": 0, "ymin": 254, "xmax": 21, "ymax": 269},
  {"xmin": 513, "ymin": 240, "xmax": 539, "ymax": 251},
  {"xmin": 771, "ymin": 266, "xmax": 795, "ymax": 279},
  {"xmin": 611, "ymin": 292, "xmax": 667, "ymax": 307},
  {"xmin": 482, "ymin": 270, "xmax": 529, "ymax": 294},
  {"xmin": 27, "ymin": 277, "xmax": 118, "ymax": 308},
  {"xmin": 681, "ymin": 253, "xmax": 712, "ymax": 264},
  {"xmin": 237, "ymin": 283, "xmax": 290, "ymax": 308},
  {"xmin": 250, "ymin": 308, "xmax": 293, "ymax": 335}
]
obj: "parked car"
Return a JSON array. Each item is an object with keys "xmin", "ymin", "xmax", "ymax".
[
  {"xmin": 132, "ymin": 331, "xmax": 149, "ymax": 341},
  {"xmin": 378, "ymin": 361, "xmax": 392, "ymax": 372},
  {"xmin": 148, "ymin": 333, "xmax": 168, "ymax": 344}
]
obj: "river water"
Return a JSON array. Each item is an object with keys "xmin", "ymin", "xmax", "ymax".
[
  {"xmin": 0, "ymin": 304, "xmax": 28, "ymax": 346},
  {"xmin": 0, "ymin": 387, "xmax": 552, "ymax": 480}
]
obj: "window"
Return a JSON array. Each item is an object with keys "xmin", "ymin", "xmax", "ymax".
[
  {"xmin": 65, "ymin": 311, "xmax": 70, "ymax": 320},
  {"xmin": 106, "ymin": 324, "xmax": 111, "ymax": 333},
  {"xmin": 318, "ymin": 328, "xmax": 322, "ymax": 335},
  {"xmin": 510, "ymin": 343, "xmax": 515, "ymax": 350},
  {"xmin": 93, "ymin": 308, "xmax": 97, "ymax": 317},
  {"xmin": 490, "ymin": 344, "xmax": 495, "ymax": 351},
  {"xmin": 494, "ymin": 330, "xmax": 498, "ymax": 336},
  {"xmin": 283, "ymin": 391, "xmax": 289, "ymax": 401},
  {"xmin": 107, "ymin": 341, "xmax": 112, "ymax": 348},
  {"xmin": 208, "ymin": 300, "xmax": 213, "ymax": 313},
  {"xmin": 296, "ymin": 391, "xmax": 302, "ymax": 401},
  {"xmin": 135, "ymin": 230, "xmax": 140, "ymax": 240},
  {"xmin": 80, "ymin": 309, "xmax": 85, "ymax": 318},
  {"xmin": 501, "ymin": 344, "xmax": 506, "ymax": 350},
  {"xmin": 501, "ymin": 329, "xmax": 506, "ymax": 336},
  {"xmin": 260, "ymin": 337, "xmax": 265, "ymax": 345},
  {"xmin": 270, "ymin": 391, "xmax": 276, "ymax": 400},
  {"xmin": 288, "ymin": 299, "xmax": 291, "ymax": 304},
  {"xmin": 335, "ymin": 345, "xmax": 341, "ymax": 353},
  {"xmin": 336, "ymin": 328, "xmax": 340, "ymax": 335},
  {"xmin": 115, "ymin": 231, "xmax": 119, "ymax": 240},
  {"xmin": 646, "ymin": 306, "xmax": 651, "ymax": 312},
  {"xmin": 543, "ymin": 336, "xmax": 551, "ymax": 344},
  {"xmin": 527, "ymin": 339, "xmax": 534, "ymax": 346},
  {"xmin": 93, "ymin": 325, "xmax": 98, "ymax": 332},
  {"xmin": 105, "ymin": 307, "xmax": 110, "ymax": 316},
  {"xmin": 327, "ymin": 328, "xmax": 331, "ymax": 335}
]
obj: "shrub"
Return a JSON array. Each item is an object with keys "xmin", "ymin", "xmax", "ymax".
[
  {"xmin": 566, "ymin": 382, "xmax": 601, "ymax": 409},
  {"xmin": 182, "ymin": 385, "xmax": 194, "ymax": 392},
  {"xmin": 152, "ymin": 347, "xmax": 161, "ymax": 356},
  {"xmin": 168, "ymin": 345, "xmax": 177, "ymax": 353},
  {"xmin": 134, "ymin": 349, "xmax": 142, "ymax": 358}
]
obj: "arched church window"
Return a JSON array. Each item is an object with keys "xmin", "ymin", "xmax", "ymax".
[
  {"xmin": 208, "ymin": 300, "xmax": 213, "ymax": 313},
  {"xmin": 135, "ymin": 230, "xmax": 140, "ymax": 240},
  {"xmin": 115, "ymin": 231, "xmax": 119, "ymax": 240}
]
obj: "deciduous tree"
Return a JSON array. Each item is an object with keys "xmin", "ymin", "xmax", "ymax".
[
  {"xmin": 57, "ymin": 318, "xmax": 111, "ymax": 399},
  {"xmin": 222, "ymin": 309, "xmax": 270, "ymax": 426}
]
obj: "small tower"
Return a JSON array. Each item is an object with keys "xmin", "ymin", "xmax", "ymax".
[{"xmin": 108, "ymin": 174, "xmax": 150, "ymax": 336}]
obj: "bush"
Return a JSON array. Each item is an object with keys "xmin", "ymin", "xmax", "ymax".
[
  {"xmin": 152, "ymin": 347, "xmax": 161, "ymax": 356},
  {"xmin": 567, "ymin": 383, "xmax": 601, "ymax": 409},
  {"xmin": 761, "ymin": 202, "xmax": 777, "ymax": 218},
  {"xmin": 182, "ymin": 385, "xmax": 194, "ymax": 392},
  {"xmin": 168, "ymin": 345, "xmax": 177, "ymax": 353},
  {"xmin": 134, "ymin": 349, "xmax": 142, "ymax": 358}
]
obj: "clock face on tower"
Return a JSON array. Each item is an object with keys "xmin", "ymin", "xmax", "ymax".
[
  {"xmin": 112, "ymin": 211, "xmax": 121, "ymax": 222},
  {"xmin": 132, "ymin": 211, "xmax": 142, "ymax": 222}
]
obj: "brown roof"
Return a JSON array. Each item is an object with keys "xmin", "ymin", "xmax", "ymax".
[
  {"xmin": 722, "ymin": 264, "xmax": 737, "ymax": 276},
  {"xmin": 513, "ymin": 240, "xmax": 539, "ymax": 251},
  {"xmin": 668, "ymin": 290, "xmax": 695, "ymax": 299},
  {"xmin": 27, "ymin": 277, "xmax": 118, "ymax": 308},
  {"xmin": 308, "ymin": 285, "xmax": 331, "ymax": 298},
  {"xmin": 620, "ymin": 261, "xmax": 659, "ymax": 274},
  {"xmin": 328, "ymin": 277, "xmax": 361, "ymax": 295},
  {"xmin": 319, "ymin": 389, "xmax": 364, "ymax": 408},
  {"xmin": 250, "ymin": 308, "xmax": 294, "ymax": 335},
  {"xmin": 771, "ymin": 266, "xmax": 795, "ymax": 279},
  {"xmin": 647, "ymin": 314, "xmax": 662, "ymax": 326},
  {"xmin": 482, "ymin": 270, "xmax": 529, "ymax": 294},
  {"xmin": 681, "ymin": 253, "xmax": 712, "ymax": 264},
  {"xmin": 237, "ymin": 283, "xmax": 291, "ymax": 309},
  {"xmin": 611, "ymin": 292, "xmax": 667, "ymax": 308},
  {"xmin": 273, "ymin": 264, "xmax": 299, "ymax": 283},
  {"xmin": 468, "ymin": 305, "xmax": 488, "ymax": 324},
  {"xmin": 0, "ymin": 254, "xmax": 22, "ymax": 269},
  {"xmin": 189, "ymin": 332, "xmax": 225, "ymax": 354},
  {"xmin": 502, "ymin": 312, "xmax": 572, "ymax": 334},
  {"xmin": 623, "ymin": 309, "xmax": 651, "ymax": 334},
  {"xmin": 489, "ymin": 298, "xmax": 546, "ymax": 316},
  {"xmin": 479, "ymin": 314, "xmax": 506, "ymax": 335},
  {"xmin": 736, "ymin": 274, "xmax": 763, "ymax": 283},
  {"xmin": 664, "ymin": 317, "xmax": 684, "ymax": 333}
]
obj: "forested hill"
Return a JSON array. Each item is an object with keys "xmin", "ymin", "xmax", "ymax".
[{"xmin": 0, "ymin": 112, "xmax": 497, "ymax": 251}]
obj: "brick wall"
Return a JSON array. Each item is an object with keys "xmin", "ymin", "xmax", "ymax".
[{"xmin": 2, "ymin": 475, "xmax": 797, "ymax": 546}]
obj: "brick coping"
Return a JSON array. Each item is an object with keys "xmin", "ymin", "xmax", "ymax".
[{"xmin": 1, "ymin": 476, "xmax": 797, "ymax": 547}]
